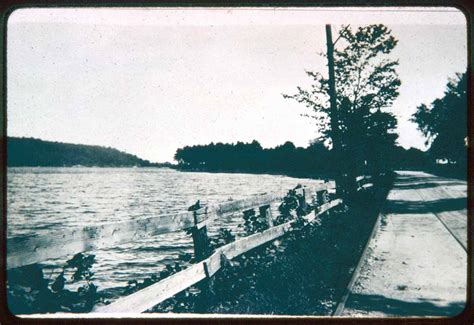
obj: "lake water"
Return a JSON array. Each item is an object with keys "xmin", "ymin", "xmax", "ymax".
[{"xmin": 7, "ymin": 167, "xmax": 326, "ymax": 294}]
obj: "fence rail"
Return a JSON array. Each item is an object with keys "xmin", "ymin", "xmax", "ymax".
[
  {"xmin": 8, "ymin": 177, "xmax": 374, "ymax": 315},
  {"xmin": 7, "ymin": 184, "xmax": 329, "ymax": 269},
  {"xmin": 356, "ymin": 175, "xmax": 373, "ymax": 191},
  {"xmin": 8, "ymin": 211, "xmax": 197, "ymax": 269},
  {"xmin": 94, "ymin": 198, "xmax": 342, "ymax": 314}
]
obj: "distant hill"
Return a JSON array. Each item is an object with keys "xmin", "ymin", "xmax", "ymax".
[{"xmin": 7, "ymin": 137, "xmax": 172, "ymax": 168}]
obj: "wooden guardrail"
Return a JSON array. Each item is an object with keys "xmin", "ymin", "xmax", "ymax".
[
  {"xmin": 94, "ymin": 197, "xmax": 342, "ymax": 313},
  {"xmin": 356, "ymin": 175, "xmax": 373, "ymax": 191},
  {"xmin": 7, "ymin": 192, "xmax": 287, "ymax": 269},
  {"xmin": 92, "ymin": 183, "xmax": 339, "ymax": 313},
  {"xmin": 8, "ymin": 176, "xmax": 373, "ymax": 315}
]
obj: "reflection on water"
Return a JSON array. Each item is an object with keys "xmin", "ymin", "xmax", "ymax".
[{"xmin": 7, "ymin": 167, "xmax": 326, "ymax": 291}]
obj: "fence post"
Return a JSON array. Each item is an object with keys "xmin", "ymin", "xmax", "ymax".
[
  {"xmin": 300, "ymin": 188, "xmax": 311, "ymax": 215},
  {"xmin": 259, "ymin": 205, "xmax": 273, "ymax": 228},
  {"xmin": 316, "ymin": 188, "xmax": 330, "ymax": 216},
  {"xmin": 188, "ymin": 201, "xmax": 211, "ymax": 262}
]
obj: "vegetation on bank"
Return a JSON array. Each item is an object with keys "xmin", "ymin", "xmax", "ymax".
[
  {"xmin": 7, "ymin": 137, "xmax": 173, "ymax": 168},
  {"xmin": 8, "ymin": 253, "xmax": 103, "ymax": 314}
]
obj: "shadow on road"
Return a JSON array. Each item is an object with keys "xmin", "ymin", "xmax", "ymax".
[
  {"xmin": 384, "ymin": 197, "xmax": 466, "ymax": 214},
  {"xmin": 345, "ymin": 293, "xmax": 465, "ymax": 317},
  {"xmin": 393, "ymin": 181, "xmax": 466, "ymax": 190}
]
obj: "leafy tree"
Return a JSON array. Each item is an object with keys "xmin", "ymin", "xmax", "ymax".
[
  {"xmin": 284, "ymin": 25, "xmax": 401, "ymax": 188},
  {"xmin": 411, "ymin": 72, "xmax": 467, "ymax": 166}
]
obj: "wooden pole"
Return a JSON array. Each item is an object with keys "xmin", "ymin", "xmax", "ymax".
[{"xmin": 326, "ymin": 24, "xmax": 343, "ymax": 197}]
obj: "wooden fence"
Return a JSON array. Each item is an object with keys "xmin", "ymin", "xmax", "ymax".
[
  {"xmin": 356, "ymin": 175, "xmax": 373, "ymax": 191},
  {"xmin": 7, "ymin": 192, "xmax": 285, "ymax": 269},
  {"xmin": 7, "ymin": 176, "xmax": 373, "ymax": 314}
]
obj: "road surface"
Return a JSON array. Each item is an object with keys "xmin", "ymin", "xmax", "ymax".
[{"xmin": 338, "ymin": 171, "xmax": 467, "ymax": 317}]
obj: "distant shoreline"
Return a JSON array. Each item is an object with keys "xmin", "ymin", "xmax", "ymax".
[
  {"xmin": 7, "ymin": 165, "xmax": 333, "ymax": 181},
  {"xmin": 171, "ymin": 166, "xmax": 334, "ymax": 180},
  {"xmin": 9, "ymin": 165, "xmax": 464, "ymax": 182}
]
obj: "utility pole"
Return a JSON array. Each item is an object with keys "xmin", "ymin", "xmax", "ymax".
[{"xmin": 325, "ymin": 24, "xmax": 343, "ymax": 196}]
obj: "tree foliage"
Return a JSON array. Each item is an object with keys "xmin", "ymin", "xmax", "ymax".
[
  {"xmin": 175, "ymin": 140, "xmax": 333, "ymax": 176},
  {"xmin": 411, "ymin": 71, "xmax": 467, "ymax": 165},
  {"xmin": 174, "ymin": 140, "xmax": 428, "ymax": 175},
  {"xmin": 284, "ymin": 24, "xmax": 401, "ymax": 174}
]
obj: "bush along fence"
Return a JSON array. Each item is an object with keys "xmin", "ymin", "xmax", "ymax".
[{"xmin": 7, "ymin": 176, "xmax": 373, "ymax": 314}]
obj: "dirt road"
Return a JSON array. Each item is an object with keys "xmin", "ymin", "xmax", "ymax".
[{"xmin": 338, "ymin": 171, "xmax": 467, "ymax": 317}]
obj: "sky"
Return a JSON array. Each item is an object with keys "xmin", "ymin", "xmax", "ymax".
[{"xmin": 7, "ymin": 7, "xmax": 467, "ymax": 162}]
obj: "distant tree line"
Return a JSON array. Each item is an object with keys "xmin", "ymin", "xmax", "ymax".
[
  {"xmin": 411, "ymin": 71, "xmax": 467, "ymax": 168},
  {"xmin": 7, "ymin": 137, "xmax": 172, "ymax": 168},
  {"xmin": 408, "ymin": 71, "xmax": 467, "ymax": 179},
  {"xmin": 174, "ymin": 140, "xmax": 429, "ymax": 177}
]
